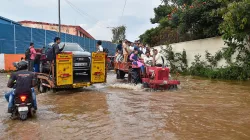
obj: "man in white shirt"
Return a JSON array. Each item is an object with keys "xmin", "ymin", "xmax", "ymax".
[
  {"xmin": 141, "ymin": 45, "xmax": 147, "ymax": 54},
  {"xmin": 129, "ymin": 42, "xmax": 134, "ymax": 52},
  {"xmin": 153, "ymin": 49, "xmax": 164, "ymax": 67},
  {"xmin": 96, "ymin": 40, "xmax": 103, "ymax": 52},
  {"xmin": 144, "ymin": 52, "xmax": 153, "ymax": 66}
]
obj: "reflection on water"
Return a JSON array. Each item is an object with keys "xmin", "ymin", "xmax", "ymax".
[{"xmin": 0, "ymin": 74, "xmax": 249, "ymax": 140}]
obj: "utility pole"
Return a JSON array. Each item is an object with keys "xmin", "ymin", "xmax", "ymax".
[{"xmin": 58, "ymin": 0, "xmax": 61, "ymax": 38}]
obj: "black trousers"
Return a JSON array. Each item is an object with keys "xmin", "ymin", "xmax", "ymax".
[{"xmin": 29, "ymin": 60, "xmax": 34, "ymax": 71}]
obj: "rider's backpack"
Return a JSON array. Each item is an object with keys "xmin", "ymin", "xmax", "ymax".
[
  {"xmin": 25, "ymin": 48, "xmax": 31, "ymax": 60},
  {"xmin": 46, "ymin": 46, "xmax": 55, "ymax": 61}
]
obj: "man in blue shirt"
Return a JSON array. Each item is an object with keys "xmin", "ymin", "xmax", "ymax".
[
  {"xmin": 133, "ymin": 42, "xmax": 139, "ymax": 51},
  {"xmin": 116, "ymin": 40, "xmax": 123, "ymax": 52}
]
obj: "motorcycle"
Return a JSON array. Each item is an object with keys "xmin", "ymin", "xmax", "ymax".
[
  {"xmin": 8, "ymin": 61, "xmax": 36, "ymax": 120},
  {"xmin": 12, "ymin": 93, "xmax": 36, "ymax": 120}
]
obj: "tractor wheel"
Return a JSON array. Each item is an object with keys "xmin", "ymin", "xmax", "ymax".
[
  {"xmin": 131, "ymin": 69, "xmax": 140, "ymax": 85},
  {"xmin": 143, "ymin": 82, "xmax": 149, "ymax": 88},
  {"xmin": 117, "ymin": 70, "xmax": 125, "ymax": 79},
  {"xmin": 128, "ymin": 73, "xmax": 132, "ymax": 83},
  {"xmin": 116, "ymin": 70, "xmax": 121, "ymax": 79},
  {"xmin": 168, "ymin": 85, "xmax": 178, "ymax": 90},
  {"xmin": 38, "ymin": 80, "xmax": 46, "ymax": 93},
  {"xmin": 120, "ymin": 71, "xmax": 125, "ymax": 79}
]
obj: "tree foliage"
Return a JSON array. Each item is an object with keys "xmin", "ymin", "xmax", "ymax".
[
  {"xmin": 140, "ymin": 0, "xmax": 222, "ymax": 46},
  {"xmin": 142, "ymin": 0, "xmax": 250, "ymax": 80},
  {"xmin": 111, "ymin": 26, "xmax": 126, "ymax": 44},
  {"xmin": 217, "ymin": 0, "xmax": 250, "ymax": 42}
]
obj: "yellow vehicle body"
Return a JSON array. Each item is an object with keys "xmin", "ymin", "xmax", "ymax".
[
  {"xmin": 91, "ymin": 52, "xmax": 107, "ymax": 83},
  {"xmin": 56, "ymin": 53, "xmax": 73, "ymax": 86},
  {"xmin": 56, "ymin": 52, "xmax": 106, "ymax": 88}
]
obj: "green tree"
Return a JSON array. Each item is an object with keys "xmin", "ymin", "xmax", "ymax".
[
  {"xmin": 140, "ymin": 0, "xmax": 223, "ymax": 46},
  {"xmin": 217, "ymin": 0, "xmax": 250, "ymax": 42},
  {"xmin": 111, "ymin": 26, "xmax": 126, "ymax": 44}
]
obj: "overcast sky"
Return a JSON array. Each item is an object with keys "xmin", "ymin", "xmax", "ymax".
[{"xmin": 0, "ymin": 0, "xmax": 161, "ymax": 41}]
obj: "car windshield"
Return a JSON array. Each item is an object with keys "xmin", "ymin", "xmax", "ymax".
[{"xmin": 58, "ymin": 43, "xmax": 85, "ymax": 52}]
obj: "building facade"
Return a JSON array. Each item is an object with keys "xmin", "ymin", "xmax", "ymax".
[{"xmin": 19, "ymin": 21, "xmax": 94, "ymax": 39}]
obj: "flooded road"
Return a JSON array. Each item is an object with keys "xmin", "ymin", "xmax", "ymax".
[{"xmin": 0, "ymin": 73, "xmax": 250, "ymax": 140}]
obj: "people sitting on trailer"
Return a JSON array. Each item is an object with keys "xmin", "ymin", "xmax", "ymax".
[
  {"xmin": 133, "ymin": 41, "xmax": 139, "ymax": 52},
  {"xmin": 144, "ymin": 52, "xmax": 153, "ymax": 66},
  {"xmin": 153, "ymin": 49, "xmax": 164, "ymax": 67},
  {"xmin": 129, "ymin": 42, "xmax": 134, "ymax": 52},
  {"xmin": 123, "ymin": 40, "xmax": 129, "ymax": 62},
  {"xmin": 130, "ymin": 50, "xmax": 145, "ymax": 76},
  {"xmin": 115, "ymin": 40, "xmax": 123, "ymax": 62},
  {"xmin": 140, "ymin": 43, "xmax": 147, "ymax": 55},
  {"xmin": 146, "ymin": 46, "xmax": 151, "ymax": 54}
]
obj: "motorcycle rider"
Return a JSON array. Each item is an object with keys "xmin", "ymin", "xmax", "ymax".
[{"xmin": 5, "ymin": 61, "xmax": 37, "ymax": 113}]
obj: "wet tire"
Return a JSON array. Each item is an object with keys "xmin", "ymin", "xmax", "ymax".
[
  {"xmin": 120, "ymin": 71, "xmax": 125, "ymax": 79},
  {"xmin": 52, "ymin": 88, "xmax": 57, "ymax": 93},
  {"xmin": 143, "ymin": 82, "xmax": 149, "ymax": 88},
  {"xmin": 168, "ymin": 85, "xmax": 178, "ymax": 90},
  {"xmin": 20, "ymin": 114, "xmax": 27, "ymax": 121},
  {"xmin": 117, "ymin": 70, "xmax": 125, "ymax": 79},
  {"xmin": 28, "ymin": 108, "xmax": 36, "ymax": 117},
  {"xmin": 116, "ymin": 70, "xmax": 120, "ymax": 79},
  {"xmin": 131, "ymin": 69, "xmax": 140, "ymax": 84},
  {"xmin": 128, "ymin": 73, "xmax": 132, "ymax": 83}
]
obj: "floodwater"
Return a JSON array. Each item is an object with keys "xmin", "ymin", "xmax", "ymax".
[{"xmin": 0, "ymin": 73, "xmax": 250, "ymax": 140}]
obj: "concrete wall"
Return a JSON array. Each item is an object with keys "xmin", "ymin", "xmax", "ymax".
[
  {"xmin": 0, "ymin": 54, "xmax": 5, "ymax": 70},
  {"xmin": 0, "ymin": 54, "xmax": 24, "ymax": 70},
  {"xmin": 154, "ymin": 37, "xmax": 230, "ymax": 67}
]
